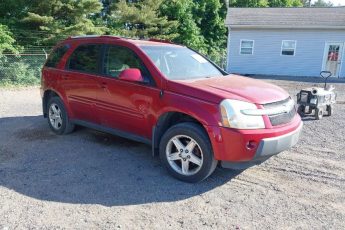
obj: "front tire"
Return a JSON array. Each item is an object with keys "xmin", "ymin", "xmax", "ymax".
[
  {"xmin": 47, "ymin": 97, "xmax": 75, "ymax": 135},
  {"xmin": 159, "ymin": 122, "xmax": 218, "ymax": 183}
]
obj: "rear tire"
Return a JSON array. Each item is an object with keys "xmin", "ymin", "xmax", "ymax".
[
  {"xmin": 47, "ymin": 97, "xmax": 75, "ymax": 135},
  {"xmin": 159, "ymin": 122, "xmax": 218, "ymax": 183}
]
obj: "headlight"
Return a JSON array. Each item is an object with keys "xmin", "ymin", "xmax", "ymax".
[{"xmin": 219, "ymin": 99, "xmax": 265, "ymax": 129}]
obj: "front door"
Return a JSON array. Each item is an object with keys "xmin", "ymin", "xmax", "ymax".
[
  {"xmin": 323, "ymin": 42, "xmax": 343, "ymax": 77},
  {"xmin": 96, "ymin": 45, "xmax": 160, "ymax": 139}
]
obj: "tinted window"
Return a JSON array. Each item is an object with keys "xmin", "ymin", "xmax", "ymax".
[
  {"xmin": 103, "ymin": 46, "xmax": 151, "ymax": 81},
  {"xmin": 68, "ymin": 44, "xmax": 102, "ymax": 73},
  {"xmin": 45, "ymin": 45, "xmax": 69, "ymax": 68}
]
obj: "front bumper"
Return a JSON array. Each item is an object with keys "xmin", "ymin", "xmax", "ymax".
[
  {"xmin": 206, "ymin": 115, "xmax": 303, "ymax": 168},
  {"xmin": 220, "ymin": 122, "xmax": 302, "ymax": 169},
  {"xmin": 254, "ymin": 122, "xmax": 302, "ymax": 159}
]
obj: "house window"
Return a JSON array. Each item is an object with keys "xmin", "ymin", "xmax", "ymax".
[
  {"xmin": 240, "ymin": 40, "xmax": 254, "ymax": 55},
  {"xmin": 281, "ymin": 40, "xmax": 296, "ymax": 56}
]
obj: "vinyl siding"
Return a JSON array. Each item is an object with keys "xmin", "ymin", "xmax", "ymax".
[{"xmin": 227, "ymin": 29, "xmax": 345, "ymax": 77}]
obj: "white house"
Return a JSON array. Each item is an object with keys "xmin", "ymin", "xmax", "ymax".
[{"xmin": 225, "ymin": 7, "xmax": 345, "ymax": 78}]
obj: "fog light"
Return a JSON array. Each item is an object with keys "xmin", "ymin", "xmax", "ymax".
[{"xmin": 246, "ymin": 140, "xmax": 257, "ymax": 150}]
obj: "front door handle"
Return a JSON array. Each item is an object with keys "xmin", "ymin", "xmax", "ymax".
[{"xmin": 100, "ymin": 82, "xmax": 107, "ymax": 89}]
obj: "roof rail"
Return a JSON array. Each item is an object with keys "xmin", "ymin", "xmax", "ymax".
[
  {"xmin": 100, "ymin": 35, "xmax": 122, "ymax": 39},
  {"xmin": 66, "ymin": 35, "xmax": 176, "ymax": 44},
  {"xmin": 148, "ymin": 38, "xmax": 174, "ymax": 44},
  {"xmin": 67, "ymin": 35, "xmax": 122, "ymax": 39},
  {"xmin": 69, "ymin": 35, "xmax": 101, "ymax": 39}
]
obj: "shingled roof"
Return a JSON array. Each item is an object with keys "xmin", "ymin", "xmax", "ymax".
[{"xmin": 225, "ymin": 7, "xmax": 345, "ymax": 29}]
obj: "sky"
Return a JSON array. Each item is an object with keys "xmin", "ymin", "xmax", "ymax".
[{"xmin": 315, "ymin": 0, "xmax": 345, "ymax": 6}]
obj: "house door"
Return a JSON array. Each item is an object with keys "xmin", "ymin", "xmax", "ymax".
[{"xmin": 323, "ymin": 42, "xmax": 343, "ymax": 77}]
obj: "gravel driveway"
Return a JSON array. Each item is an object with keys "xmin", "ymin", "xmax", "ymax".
[{"xmin": 0, "ymin": 77, "xmax": 344, "ymax": 229}]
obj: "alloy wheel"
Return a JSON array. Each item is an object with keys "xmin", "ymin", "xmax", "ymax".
[
  {"xmin": 49, "ymin": 103, "xmax": 63, "ymax": 130},
  {"xmin": 165, "ymin": 135, "xmax": 204, "ymax": 176}
]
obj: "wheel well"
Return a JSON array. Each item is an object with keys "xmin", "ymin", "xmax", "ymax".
[
  {"xmin": 153, "ymin": 112, "xmax": 206, "ymax": 156},
  {"xmin": 43, "ymin": 90, "xmax": 59, "ymax": 117}
]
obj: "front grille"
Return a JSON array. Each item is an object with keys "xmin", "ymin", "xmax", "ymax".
[
  {"xmin": 268, "ymin": 108, "xmax": 296, "ymax": 126},
  {"xmin": 263, "ymin": 98, "xmax": 296, "ymax": 126}
]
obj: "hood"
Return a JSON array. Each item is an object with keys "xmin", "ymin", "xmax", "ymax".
[{"xmin": 167, "ymin": 75, "xmax": 290, "ymax": 105}]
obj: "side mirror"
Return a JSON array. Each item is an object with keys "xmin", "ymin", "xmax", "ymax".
[{"xmin": 118, "ymin": 68, "xmax": 143, "ymax": 82}]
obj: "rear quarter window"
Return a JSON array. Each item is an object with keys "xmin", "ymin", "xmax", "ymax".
[{"xmin": 45, "ymin": 45, "xmax": 70, "ymax": 68}]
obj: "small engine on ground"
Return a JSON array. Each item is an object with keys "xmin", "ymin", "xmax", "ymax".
[{"xmin": 296, "ymin": 71, "xmax": 337, "ymax": 120}]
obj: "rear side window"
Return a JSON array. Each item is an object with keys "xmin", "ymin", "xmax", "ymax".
[
  {"xmin": 67, "ymin": 44, "xmax": 102, "ymax": 74},
  {"xmin": 45, "ymin": 45, "xmax": 69, "ymax": 68}
]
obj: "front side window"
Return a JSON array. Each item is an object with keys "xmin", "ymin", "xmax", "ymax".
[
  {"xmin": 140, "ymin": 45, "xmax": 223, "ymax": 80},
  {"xmin": 240, "ymin": 40, "xmax": 254, "ymax": 55},
  {"xmin": 281, "ymin": 40, "xmax": 296, "ymax": 56},
  {"xmin": 67, "ymin": 44, "xmax": 102, "ymax": 73},
  {"xmin": 103, "ymin": 46, "xmax": 149, "ymax": 79},
  {"xmin": 45, "ymin": 45, "xmax": 70, "ymax": 68}
]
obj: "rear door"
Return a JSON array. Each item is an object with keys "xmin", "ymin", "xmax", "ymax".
[
  {"xmin": 60, "ymin": 44, "xmax": 103, "ymax": 123},
  {"xmin": 95, "ymin": 45, "xmax": 160, "ymax": 138}
]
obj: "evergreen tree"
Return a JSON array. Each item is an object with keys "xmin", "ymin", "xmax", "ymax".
[
  {"xmin": 109, "ymin": 0, "xmax": 178, "ymax": 40},
  {"xmin": 10, "ymin": 0, "xmax": 106, "ymax": 46}
]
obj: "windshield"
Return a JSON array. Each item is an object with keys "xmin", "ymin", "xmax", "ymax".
[{"xmin": 141, "ymin": 45, "xmax": 224, "ymax": 80}]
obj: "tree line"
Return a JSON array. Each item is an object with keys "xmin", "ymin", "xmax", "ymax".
[{"xmin": 0, "ymin": 0, "xmax": 336, "ymax": 59}]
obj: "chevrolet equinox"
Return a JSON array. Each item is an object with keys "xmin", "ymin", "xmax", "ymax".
[{"xmin": 41, "ymin": 35, "xmax": 303, "ymax": 182}]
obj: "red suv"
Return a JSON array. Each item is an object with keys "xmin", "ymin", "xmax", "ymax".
[{"xmin": 41, "ymin": 35, "xmax": 302, "ymax": 182}]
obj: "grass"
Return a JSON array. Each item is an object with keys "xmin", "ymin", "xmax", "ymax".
[{"xmin": 0, "ymin": 79, "xmax": 40, "ymax": 88}]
